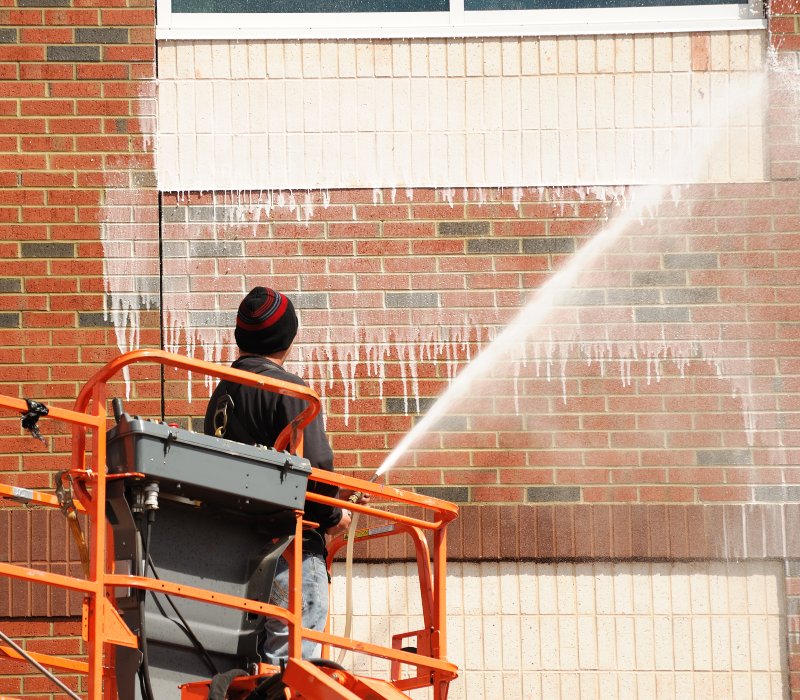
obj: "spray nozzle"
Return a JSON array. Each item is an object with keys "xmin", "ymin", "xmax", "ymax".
[{"xmin": 347, "ymin": 472, "xmax": 381, "ymax": 504}]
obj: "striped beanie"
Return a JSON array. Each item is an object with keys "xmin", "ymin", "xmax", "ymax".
[{"xmin": 234, "ymin": 287, "xmax": 298, "ymax": 356}]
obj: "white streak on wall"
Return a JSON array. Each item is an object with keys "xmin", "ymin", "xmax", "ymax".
[
  {"xmin": 101, "ymin": 84, "xmax": 159, "ymax": 397},
  {"xmin": 144, "ymin": 182, "xmax": 783, "ymax": 452}
]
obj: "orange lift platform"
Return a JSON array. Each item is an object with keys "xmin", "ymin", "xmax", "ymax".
[{"xmin": 0, "ymin": 349, "xmax": 459, "ymax": 700}]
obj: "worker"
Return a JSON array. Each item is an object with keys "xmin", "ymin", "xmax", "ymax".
[{"xmin": 203, "ymin": 286, "xmax": 358, "ymax": 663}]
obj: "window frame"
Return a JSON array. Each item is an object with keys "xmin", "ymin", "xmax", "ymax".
[{"xmin": 156, "ymin": 1, "xmax": 765, "ymax": 41}]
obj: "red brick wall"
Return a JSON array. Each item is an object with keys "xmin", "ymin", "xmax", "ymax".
[
  {"xmin": 157, "ymin": 183, "xmax": 800, "ymax": 517},
  {"xmin": 0, "ymin": 0, "xmax": 158, "ymax": 688},
  {"xmin": 157, "ymin": 177, "xmax": 800, "ymax": 691},
  {"xmin": 769, "ymin": 0, "xmax": 800, "ymax": 179},
  {"xmin": 0, "ymin": 619, "xmax": 83, "ymax": 696},
  {"xmin": 2, "ymin": 0, "xmax": 800, "ymax": 696}
]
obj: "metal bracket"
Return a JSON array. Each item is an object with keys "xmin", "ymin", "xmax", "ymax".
[{"xmin": 55, "ymin": 471, "xmax": 91, "ymax": 578}]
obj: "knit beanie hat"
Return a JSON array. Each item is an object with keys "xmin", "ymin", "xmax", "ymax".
[{"xmin": 234, "ymin": 287, "xmax": 298, "ymax": 356}]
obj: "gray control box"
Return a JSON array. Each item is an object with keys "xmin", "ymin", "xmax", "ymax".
[{"xmin": 106, "ymin": 413, "xmax": 312, "ymax": 514}]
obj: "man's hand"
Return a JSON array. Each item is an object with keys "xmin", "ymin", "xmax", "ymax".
[
  {"xmin": 327, "ymin": 508, "xmax": 352, "ymax": 537},
  {"xmin": 326, "ymin": 488, "xmax": 372, "ymax": 538}
]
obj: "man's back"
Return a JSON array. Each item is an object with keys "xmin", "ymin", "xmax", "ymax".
[{"xmin": 203, "ymin": 353, "xmax": 341, "ymax": 538}]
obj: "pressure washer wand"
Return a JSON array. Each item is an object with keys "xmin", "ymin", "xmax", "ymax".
[{"xmin": 347, "ymin": 471, "xmax": 381, "ymax": 504}]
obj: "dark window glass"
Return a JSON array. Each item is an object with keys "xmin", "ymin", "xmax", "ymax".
[
  {"xmin": 173, "ymin": 0, "xmax": 447, "ymax": 11},
  {"xmin": 466, "ymin": 0, "xmax": 740, "ymax": 9},
  {"xmin": 172, "ymin": 0, "xmax": 745, "ymax": 13}
]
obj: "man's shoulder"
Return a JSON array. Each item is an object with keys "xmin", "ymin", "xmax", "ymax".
[{"xmin": 233, "ymin": 356, "xmax": 307, "ymax": 388}]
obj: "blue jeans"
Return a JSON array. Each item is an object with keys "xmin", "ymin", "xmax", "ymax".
[{"xmin": 262, "ymin": 551, "xmax": 329, "ymax": 664}]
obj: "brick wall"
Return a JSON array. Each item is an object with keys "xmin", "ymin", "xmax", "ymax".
[
  {"xmin": 0, "ymin": 0, "xmax": 159, "ymax": 674},
  {"xmin": 769, "ymin": 5, "xmax": 800, "ymax": 695},
  {"xmin": 159, "ymin": 183, "xmax": 800, "ymax": 516},
  {"xmin": 769, "ymin": 0, "xmax": 800, "ymax": 179},
  {"xmin": 0, "ymin": 619, "xmax": 83, "ymax": 696},
  {"xmin": 155, "ymin": 180, "xmax": 800, "ymax": 694},
  {"xmin": 2, "ymin": 0, "xmax": 800, "ymax": 697}
]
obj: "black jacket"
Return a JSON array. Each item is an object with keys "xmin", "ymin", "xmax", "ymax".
[{"xmin": 203, "ymin": 355, "xmax": 343, "ymax": 540}]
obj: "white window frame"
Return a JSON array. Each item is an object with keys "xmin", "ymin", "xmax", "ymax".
[{"xmin": 156, "ymin": 0, "xmax": 765, "ymax": 40}]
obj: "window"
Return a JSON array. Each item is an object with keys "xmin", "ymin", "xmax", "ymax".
[
  {"xmin": 171, "ymin": 0, "xmax": 447, "ymax": 11},
  {"xmin": 157, "ymin": 0, "xmax": 765, "ymax": 42}
]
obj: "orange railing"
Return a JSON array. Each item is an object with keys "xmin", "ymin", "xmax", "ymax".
[{"xmin": 0, "ymin": 349, "xmax": 458, "ymax": 700}]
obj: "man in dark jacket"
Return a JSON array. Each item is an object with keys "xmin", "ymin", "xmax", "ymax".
[{"xmin": 203, "ymin": 286, "xmax": 351, "ymax": 663}]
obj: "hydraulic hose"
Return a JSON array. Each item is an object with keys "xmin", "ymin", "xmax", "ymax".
[
  {"xmin": 335, "ymin": 473, "xmax": 380, "ymax": 666},
  {"xmin": 138, "ymin": 511, "xmax": 157, "ymax": 700},
  {"xmin": 335, "ymin": 509, "xmax": 359, "ymax": 666}
]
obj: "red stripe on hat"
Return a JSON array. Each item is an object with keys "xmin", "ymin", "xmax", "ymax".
[{"xmin": 237, "ymin": 293, "xmax": 289, "ymax": 331}]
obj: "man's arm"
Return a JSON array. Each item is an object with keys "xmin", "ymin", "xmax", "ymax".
[{"xmin": 278, "ymin": 392, "xmax": 343, "ymax": 533}]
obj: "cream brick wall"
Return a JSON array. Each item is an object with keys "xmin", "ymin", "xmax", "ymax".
[
  {"xmin": 157, "ymin": 32, "xmax": 767, "ymax": 191},
  {"xmin": 328, "ymin": 560, "xmax": 787, "ymax": 700}
]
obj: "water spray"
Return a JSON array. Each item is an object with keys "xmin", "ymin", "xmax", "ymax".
[
  {"xmin": 335, "ymin": 188, "xmax": 669, "ymax": 662},
  {"xmin": 332, "ymin": 70, "xmax": 770, "ymax": 672},
  {"xmin": 375, "ymin": 185, "xmax": 669, "ymax": 481}
]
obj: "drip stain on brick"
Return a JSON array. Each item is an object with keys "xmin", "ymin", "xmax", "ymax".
[
  {"xmin": 188, "ymin": 311, "xmax": 234, "ymax": 327},
  {"xmin": 213, "ymin": 206, "xmax": 249, "ymax": 222},
  {"xmin": 102, "ymin": 294, "xmax": 159, "ymax": 313}
]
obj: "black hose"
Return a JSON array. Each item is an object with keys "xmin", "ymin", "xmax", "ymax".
[
  {"xmin": 208, "ymin": 669, "xmax": 248, "ymax": 700},
  {"xmin": 147, "ymin": 554, "xmax": 219, "ymax": 676},
  {"xmin": 134, "ymin": 504, "xmax": 219, "ymax": 691},
  {"xmin": 243, "ymin": 672, "xmax": 286, "ymax": 700},
  {"xmin": 138, "ymin": 512, "xmax": 156, "ymax": 700}
]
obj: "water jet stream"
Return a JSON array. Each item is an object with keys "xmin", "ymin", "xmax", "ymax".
[
  {"xmin": 375, "ymin": 184, "xmax": 668, "ymax": 479},
  {"xmin": 374, "ymin": 70, "xmax": 769, "ymax": 481}
]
